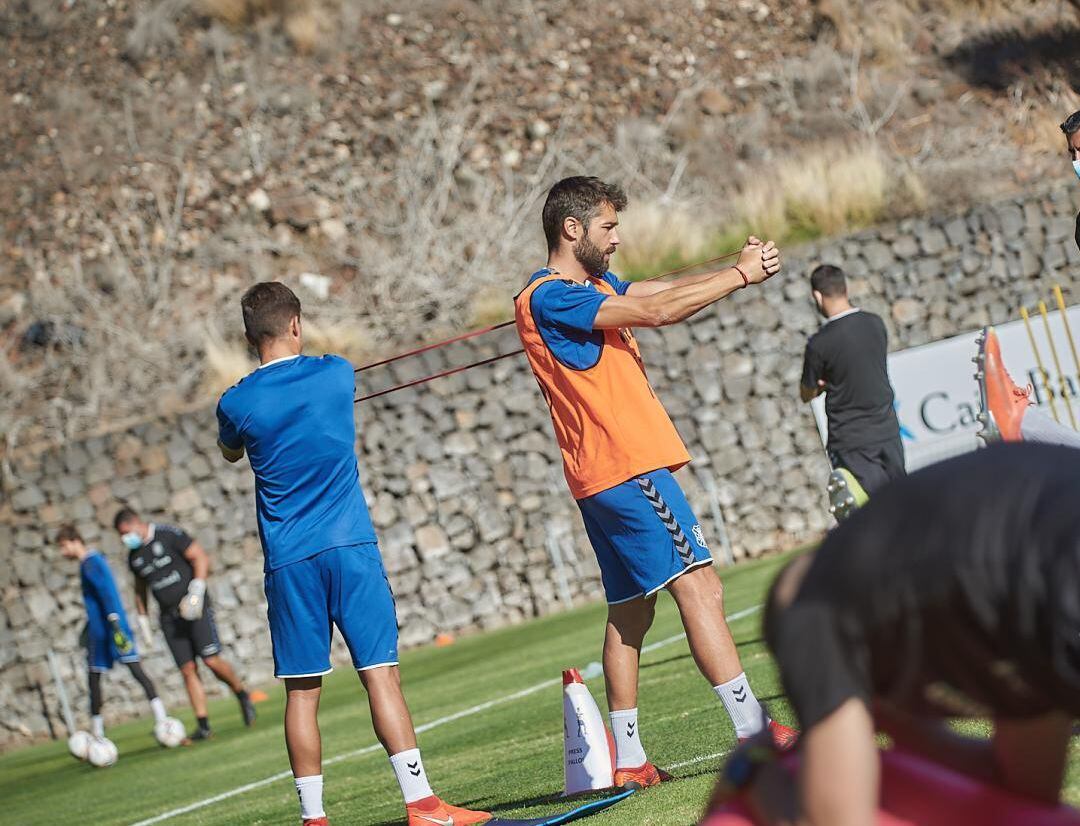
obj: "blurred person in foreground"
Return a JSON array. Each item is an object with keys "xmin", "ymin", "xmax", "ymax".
[
  {"xmin": 705, "ymin": 443, "xmax": 1080, "ymax": 825},
  {"xmin": 515, "ymin": 176, "xmax": 795, "ymax": 793},
  {"xmin": 215, "ymin": 282, "xmax": 490, "ymax": 826},
  {"xmin": 799, "ymin": 264, "xmax": 904, "ymax": 522}
]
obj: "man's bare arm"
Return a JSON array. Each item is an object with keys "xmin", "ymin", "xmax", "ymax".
[
  {"xmin": 800, "ymin": 381, "xmax": 826, "ymax": 403},
  {"xmin": 625, "ymin": 235, "xmax": 772, "ymax": 298},
  {"xmin": 737, "ymin": 699, "xmax": 879, "ymax": 826},
  {"xmin": 594, "ymin": 241, "xmax": 780, "ymax": 329},
  {"xmin": 183, "ymin": 541, "xmax": 211, "ymax": 580},
  {"xmin": 134, "ymin": 579, "xmax": 149, "ymax": 615},
  {"xmin": 624, "ymin": 269, "xmax": 726, "ymax": 298},
  {"xmin": 218, "ymin": 440, "xmax": 245, "ymax": 463}
]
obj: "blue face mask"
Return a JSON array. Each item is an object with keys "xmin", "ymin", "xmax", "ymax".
[
  {"xmin": 121, "ymin": 531, "xmax": 143, "ymax": 551},
  {"xmin": 1073, "ymin": 159, "xmax": 1080, "ymax": 181}
]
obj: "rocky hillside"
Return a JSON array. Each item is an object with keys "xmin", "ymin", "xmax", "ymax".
[{"xmin": 2, "ymin": 0, "xmax": 1079, "ymax": 455}]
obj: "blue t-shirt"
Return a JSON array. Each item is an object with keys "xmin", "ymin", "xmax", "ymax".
[
  {"xmin": 81, "ymin": 551, "xmax": 128, "ymax": 637},
  {"xmin": 528, "ymin": 269, "xmax": 631, "ymax": 370},
  {"xmin": 216, "ymin": 354, "xmax": 377, "ymax": 572}
]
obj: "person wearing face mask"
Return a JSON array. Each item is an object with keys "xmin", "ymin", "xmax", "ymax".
[
  {"xmin": 1063, "ymin": 111, "xmax": 1080, "ymax": 253},
  {"xmin": 799, "ymin": 264, "xmax": 905, "ymax": 521},
  {"xmin": 114, "ymin": 505, "xmax": 256, "ymax": 740}
]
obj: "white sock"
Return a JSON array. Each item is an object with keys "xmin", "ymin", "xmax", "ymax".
[
  {"xmin": 714, "ymin": 673, "xmax": 768, "ymax": 739},
  {"xmin": 608, "ymin": 708, "xmax": 647, "ymax": 769},
  {"xmin": 389, "ymin": 748, "xmax": 434, "ymax": 804},
  {"xmin": 294, "ymin": 775, "xmax": 325, "ymax": 820},
  {"xmin": 150, "ymin": 697, "xmax": 167, "ymax": 724},
  {"xmin": 91, "ymin": 715, "xmax": 105, "ymax": 739}
]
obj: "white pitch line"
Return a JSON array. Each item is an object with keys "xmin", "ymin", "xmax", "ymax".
[
  {"xmin": 130, "ymin": 603, "xmax": 763, "ymax": 826},
  {"xmin": 664, "ymin": 750, "xmax": 730, "ymax": 771}
]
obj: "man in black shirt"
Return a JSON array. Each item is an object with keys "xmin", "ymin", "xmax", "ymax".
[
  {"xmin": 707, "ymin": 444, "xmax": 1080, "ymax": 824},
  {"xmin": 800, "ymin": 264, "xmax": 904, "ymax": 520},
  {"xmin": 114, "ymin": 506, "xmax": 256, "ymax": 740}
]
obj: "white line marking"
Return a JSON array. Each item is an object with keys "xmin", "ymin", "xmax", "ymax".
[
  {"xmin": 130, "ymin": 603, "xmax": 763, "ymax": 825},
  {"xmin": 664, "ymin": 750, "xmax": 730, "ymax": 771}
]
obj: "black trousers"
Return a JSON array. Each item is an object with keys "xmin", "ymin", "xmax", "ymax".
[{"xmin": 828, "ymin": 437, "xmax": 906, "ymax": 495}]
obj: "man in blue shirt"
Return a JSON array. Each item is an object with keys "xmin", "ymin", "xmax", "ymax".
[
  {"xmin": 216, "ymin": 282, "xmax": 490, "ymax": 826},
  {"xmin": 57, "ymin": 524, "xmax": 173, "ymax": 745}
]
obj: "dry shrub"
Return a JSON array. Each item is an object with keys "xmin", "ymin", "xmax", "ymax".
[
  {"xmin": 615, "ymin": 201, "xmax": 714, "ymax": 279},
  {"xmin": 302, "ymin": 319, "xmax": 371, "ymax": 362},
  {"xmin": 739, "ymin": 141, "xmax": 892, "ymax": 240},
  {"xmin": 468, "ymin": 288, "xmax": 515, "ymax": 328},
  {"xmin": 202, "ymin": 335, "xmax": 253, "ymax": 395},
  {"xmin": 194, "ymin": 0, "xmax": 331, "ymax": 51}
]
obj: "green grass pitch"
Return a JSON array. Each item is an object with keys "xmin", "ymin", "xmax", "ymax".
[{"xmin": 3, "ymin": 550, "xmax": 1079, "ymax": 825}]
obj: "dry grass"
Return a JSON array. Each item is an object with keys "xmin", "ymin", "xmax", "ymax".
[
  {"xmin": 615, "ymin": 201, "xmax": 715, "ymax": 279},
  {"xmin": 302, "ymin": 319, "xmax": 372, "ymax": 362},
  {"xmin": 201, "ymin": 335, "xmax": 253, "ymax": 395},
  {"xmin": 616, "ymin": 141, "xmax": 907, "ymax": 278},
  {"xmin": 194, "ymin": 0, "xmax": 331, "ymax": 51}
]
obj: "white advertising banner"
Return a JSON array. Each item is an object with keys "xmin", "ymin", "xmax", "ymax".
[{"xmin": 811, "ymin": 305, "xmax": 1080, "ymax": 472}]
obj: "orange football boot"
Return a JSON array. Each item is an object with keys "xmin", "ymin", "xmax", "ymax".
[
  {"xmin": 406, "ymin": 796, "xmax": 491, "ymax": 826},
  {"xmin": 974, "ymin": 326, "xmax": 1030, "ymax": 442},
  {"xmin": 613, "ymin": 761, "xmax": 674, "ymax": 790}
]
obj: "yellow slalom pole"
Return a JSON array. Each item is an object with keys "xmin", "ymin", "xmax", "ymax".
[
  {"xmin": 1038, "ymin": 300, "xmax": 1076, "ymax": 429},
  {"xmin": 1021, "ymin": 306, "xmax": 1061, "ymax": 423},
  {"xmin": 1053, "ymin": 285, "xmax": 1080, "ymax": 416}
]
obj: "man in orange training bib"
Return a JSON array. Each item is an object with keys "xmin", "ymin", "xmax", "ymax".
[{"xmin": 515, "ymin": 176, "xmax": 796, "ymax": 790}]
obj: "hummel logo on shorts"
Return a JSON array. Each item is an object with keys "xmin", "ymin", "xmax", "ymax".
[{"xmin": 692, "ymin": 524, "xmax": 709, "ymax": 549}]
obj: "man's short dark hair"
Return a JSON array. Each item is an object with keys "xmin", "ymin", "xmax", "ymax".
[
  {"xmin": 541, "ymin": 176, "xmax": 629, "ymax": 252},
  {"xmin": 1061, "ymin": 111, "xmax": 1080, "ymax": 137},
  {"xmin": 56, "ymin": 524, "xmax": 82, "ymax": 544},
  {"xmin": 113, "ymin": 506, "xmax": 139, "ymax": 531},
  {"xmin": 810, "ymin": 264, "xmax": 847, "ymax": 297},
  {"xmin": 241, "ymin": 282, "xmax": 302, "ymax": 346}
]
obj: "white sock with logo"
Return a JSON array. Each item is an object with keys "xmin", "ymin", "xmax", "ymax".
[
  {"xmin": 294, "ymin": 775, "xmax": 325, "ymax": 820},
  {"xmin": 150, "ymin": 697, "xmax": 167, "ymax": 724},
  {"xmin": 608, "ymin": 708, "xmax": 647, "ymax": 769},
  {"xmin": 714, "ymin": 672, "xmax": 767, "ymax": 739},
  {"xmin": 390, "ymin": 748, "xmax": 434, "ymax": 804},
  {"xmin": 91, "ymin": 715, "xmax": 105, "ymax": 739}
]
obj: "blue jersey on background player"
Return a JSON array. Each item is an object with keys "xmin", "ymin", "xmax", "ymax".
[
  {"xmin": 80, "ymin": 548, "xmax": 140, "ymax": 671},
  {"xmin": 216, "ymin": 282, "xmax": 491, "ymax": 826},
  {"xmin": 217, "ymin": 352, "xmax": 395, "ymax": 678},
  {"xmin": 58, "ymin": 524, "xmax": 168, "ymax": 744}
]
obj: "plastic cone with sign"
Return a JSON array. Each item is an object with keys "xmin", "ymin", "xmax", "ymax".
[{"xmin": 561, "ymin": 668, "xmax": 615, "ymax": 796}]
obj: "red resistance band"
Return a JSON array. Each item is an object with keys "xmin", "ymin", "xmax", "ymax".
[{"xmin": 353, "ymin": 249, "xmax": 743, "ymax": 403}]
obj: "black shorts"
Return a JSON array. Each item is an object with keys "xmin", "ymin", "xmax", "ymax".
[
  {"xmin": 828, "ymin": 436, "xmax": 906, "ymax": 495},
  {"xmin": 160, "ymin": 599, "xmax": 222, "ymax": 668}
]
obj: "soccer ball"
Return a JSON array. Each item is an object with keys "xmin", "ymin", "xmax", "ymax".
[
  {"xmin": 68, "ymin": 730, "xmax": 92, "ymax": 761},
  {"xmin": 87, "ymin": 736, "xmax": 118, "ymax": 768},
  {"xmin": 154, "ymin": 717, "xmax": 187, "ymax": 748}
]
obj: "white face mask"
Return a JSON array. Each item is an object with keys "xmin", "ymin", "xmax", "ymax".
[
  {"xmin": 1072, "ymin": 159, "xmax": 1080, "ymax": 181},
  {"xmin": 121, "ymin": 531, "xmax": 143, "ymax": 551}
]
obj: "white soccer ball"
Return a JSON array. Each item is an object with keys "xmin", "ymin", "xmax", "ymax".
[
  {"xmin": 68, "ymin": 730, "xmax": 92, "ymax": 761},
  {"xmin": 154, "ymin": 717, "xmax": 187, "ymax": 748},
  {"xmin": 87, "ymin": 736, "xmax": 118, "ymax": 767}
]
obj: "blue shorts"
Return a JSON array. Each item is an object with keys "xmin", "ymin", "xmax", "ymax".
[
  {"xmin": 264, "ymin": 543, "xmax": 399, "ymax": 679},
  {"xmin": 87, "ymin": 619, "xmax": 140, "ymax": 673},
  {"xmin": 577, "ymin": 469, "xmax": 713, "ymax": 604}
]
